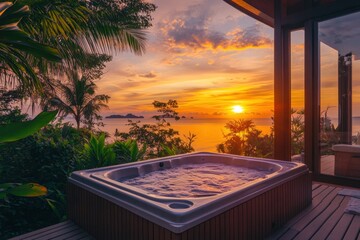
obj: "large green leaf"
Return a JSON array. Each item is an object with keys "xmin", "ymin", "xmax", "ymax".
[
  {"xmin": 8, "ymin": 183, "xmax": 47, "ymax": 197},
  {"xmin": 0, "ymin": 110, "xmax": 57, "ymax": 143}
]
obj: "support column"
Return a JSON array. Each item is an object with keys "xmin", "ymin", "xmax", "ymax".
[
  {"xmin": 274, "ymin": 0, "xmax": 291, "ymax": 160},
  {"xmin": 304, "ymin": 20, "xmax": 319, "ymax": 173}
]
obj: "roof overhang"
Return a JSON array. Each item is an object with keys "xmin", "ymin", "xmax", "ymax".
[{"xmin": 224, "ymin": 0, "xmax": 275, "ymax": 27}]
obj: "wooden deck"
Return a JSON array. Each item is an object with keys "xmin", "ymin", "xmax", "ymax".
[
  {"xmin": 9, "ymin": 221, "xmax": 94, "ymax": 240},
  {"xmin": 321, "ymin": 155, "xmax": 335, "ymax": 176},
  {"xmin": 10, "ymin": 183, "xmax": 360, "ymax": 240},
  {"xmin": 269, "ymin": 183, "xmax": 360, "ymax": 240}
]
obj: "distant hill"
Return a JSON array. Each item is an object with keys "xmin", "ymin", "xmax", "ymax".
[{"xmin": 105, "ymin": 114, "xmax": 144, "ymax": 119}]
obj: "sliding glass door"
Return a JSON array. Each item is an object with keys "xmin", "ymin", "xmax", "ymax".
[{"xmin": 318, "ymin": 11, "xmax": 360, "ymax": 180}]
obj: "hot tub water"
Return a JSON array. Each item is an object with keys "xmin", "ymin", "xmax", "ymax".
[{"xmin": 121, "ymin": 163, "xmax": 272, "ymax": 198}]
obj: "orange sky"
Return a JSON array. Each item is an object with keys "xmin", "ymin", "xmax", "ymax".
[
  {"xmin": 95, "ymin": 0, "xmax": 360, "ymax": 120},
  {"xmin": 96, "ymin": 0, "xmax": 276, "ymax": 119}
]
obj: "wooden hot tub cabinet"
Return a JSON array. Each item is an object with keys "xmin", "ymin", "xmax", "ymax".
[{"xmin": 68, "ymin": 172, "xmax": 311, "ymax": 240}]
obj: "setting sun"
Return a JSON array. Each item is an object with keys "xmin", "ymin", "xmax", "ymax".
[{"xmin": 232, "ymin": 105, "xmax": 244, "ymax": 113}]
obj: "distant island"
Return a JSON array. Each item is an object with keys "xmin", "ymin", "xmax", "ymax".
[{"xmin": 106, "ymin": 114, "xmax": 144, "ymax": 119}]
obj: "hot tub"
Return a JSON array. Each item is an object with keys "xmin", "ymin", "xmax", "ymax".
[{"xmin": 68, "ymin": 152, "xmax": 311, "ymax": 240}]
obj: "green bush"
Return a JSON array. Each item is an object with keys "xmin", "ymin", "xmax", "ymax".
[
  {"xmin": 112, "ymin": 139, "xmax": 146, "ymax": 164},
  {"xmin": 0, "ymin": 124, "xmax": 87, "ymax": 239},
  {"xmin": 78, "ymin": 133, "xmax": 116, "ymax": 169}
]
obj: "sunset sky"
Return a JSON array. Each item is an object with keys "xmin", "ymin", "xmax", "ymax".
[{"xmin": 97, "ymin": 0, "xmax": 276, "ymax": 119}]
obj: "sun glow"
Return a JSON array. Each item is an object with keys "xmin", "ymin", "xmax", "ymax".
[{"xmin": 232, "ymin": 105, "xmax": 244, "ymax": 113}]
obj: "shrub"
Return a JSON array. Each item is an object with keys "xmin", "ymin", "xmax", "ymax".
[
  {"xmin": 112, "ymin": 140, "xmax": 146, "ymax": 164},
  {"xmin": 79, "ymin": 133, "xmax": 116, "ymax": 169},
  {"xmin": 0, "ymin": 124, "xmax": 87, "ymax": 239},
  {"xmin": 116, "ymin": 100, "xmax": 196, "ymax": 158}
]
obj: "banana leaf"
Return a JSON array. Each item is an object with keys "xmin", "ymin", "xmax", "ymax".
[{"xmin": 0, "ymin": 110, "xmax": 57, "ymax": 143}]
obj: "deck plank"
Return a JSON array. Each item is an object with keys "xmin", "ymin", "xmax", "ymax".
[
  {"xmin": 33, "ymin": 224, "xmax": 80, "ymax": 240},
  {"xmin": 9, "ymin": 221, "xmax": 93, "ymax": 240},
  {"xmin": 272, "ymin": 186, "xmax": 339, "ymax": 240},
  {"xmin": 8, "ymin": 221, "xmax": 74, "ymax": 240},
  {"xmin": 327, "ymin": 214, "xmax": 355, "ymax": 240},
  {"xmin": 343, "ymin": 215, "xmax": 360, "ymax": 240},
  {"xmin": 310, "ymin": 196, "xmax": 350, "ymax": 239},
  {"xmin": 293, "ymin": 195, "xmax": 344, "ymax": 239},
  {"xmin": 312, "ymin": 183, "xmax": 320, "ymax": 190},
  {"xmin": 312, "ymin": 184, "xmax": 330, "ymax": 198},
  {"xmin": 291, "ymin": 187, "xmax": 341, "ymax": 232},
  {"xmin": 270, "ymin": 185, "xmax": 360, "ymax": 240}
]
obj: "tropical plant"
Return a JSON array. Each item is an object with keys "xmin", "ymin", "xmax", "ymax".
[
  {"xmin": 217, "ymin": 119, "xmax": 274, "ymax": 158},
  {"xmin": 291, "ymin": 109, "xmax": 305, "ymax": 155},
  {"xmin": 0, "ymin": 110, "xmax": 57, "ymax": 200},
  {"xmin": 80, "ymin": 133, "xmax": 116, "ymax": 169},
  {"xmin": 0, "ymin": 89, "xmax": 27, "ymax": 124},
  {"xmin": 45, "ymin": 72, "xmax": 110, "ymax": 129},
  {"xmin": 0, "ymin": 2, "xmax": 61, "ymax": 93},
  {"xmin": 0, "ymin": 122, "xmax": 87, "ymax": 239},
  {"xmin": 117, "ymin": 100, "xmax": 196, "ymax": 158},
  {"xmin": 112, "ymin": 139, "xmax": 146, "ymax": 163},
  {"xmin": 14, "ymin": 0, "xmax": 156, "ymax": 73},
  {"xmin": 320, "ymin": 107, "xmax": 340, "ymax": 155}
]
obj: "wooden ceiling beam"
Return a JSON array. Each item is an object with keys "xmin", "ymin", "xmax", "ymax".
[{"xmin": 224, "ymin": 0, "xmax": 274, "ymax": 27}]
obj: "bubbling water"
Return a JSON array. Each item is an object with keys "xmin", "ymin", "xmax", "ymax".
[{"xmin": 121, "ymin": 163, "xmax": 273, "ymax": 198}]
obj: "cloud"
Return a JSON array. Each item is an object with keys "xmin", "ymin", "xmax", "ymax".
[
  {"xmin": 213, "ymin": 111, "xmax": 226, "ymax": 116},
  {"xmin": 160, "ymin": 7, "xmax": 272, "ymax": 52},
  {"xmin": 139, "ymin": 71, "xmax": 157, "ymax": 78}
]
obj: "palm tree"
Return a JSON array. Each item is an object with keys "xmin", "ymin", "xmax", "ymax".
[
  {"xmin": 16, "ymin": 0, "xmax": 156, "ymax": 73},
  {"xmin": 46, "ymin": 72, "xmax": 110, "ymax": 129},
  {"xmin": 0, "ymin": 2, "xmax": 61, "ymax": 93}
]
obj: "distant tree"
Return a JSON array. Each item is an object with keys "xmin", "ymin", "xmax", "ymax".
[
  {"xmin": 152, "ymin": 100, "xmax": 180, "ymax": 120},
  {"xmin": 291, "ymin": 109, "xmax": 305, "ymax": 155},
  {"xmin": 43, "ymin": 55, "xmax": 110, "ymax": 129},
  {"xmin": 117, "ymin": 100, "xmax": 196, "ymax": 158},
  {"xmin": 216, "ymin": 119, "xmax": 273, "ymax": 158},
  {"xmin": 320, "ymin": 106, "xmax": 340, "ymax": 154},
  {"xmin": 45, "ymin": 73, "xmax": 109, "ymax": 129},
  {"xmin": 0, "ymin": 89, "xmax": 27, "ymax": 124}
]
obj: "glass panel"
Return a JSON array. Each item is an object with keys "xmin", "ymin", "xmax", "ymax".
[
  {"xmin": 291, "ymin": 30, "xmax": 305, "ymax": 163},
  {"xmin": 319, "ymin": 11, "xmax": 360, "ymax": 179}
]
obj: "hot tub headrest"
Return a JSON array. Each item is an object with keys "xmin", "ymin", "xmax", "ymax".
[{"xmin": 332, "ymin": 144, "xmax": 360, "ymax": 153}]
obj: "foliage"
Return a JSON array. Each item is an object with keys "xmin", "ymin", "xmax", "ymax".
[
  {"xmin": 0, "ymin": 89, "xmax": 27, "ymax": 124},
  {"xmin": 291, "ymin": 109, "xmax": 305, "ymax": 155},
  {"xmin": 116, "ymin": 100, "xmax": 196, "ymax": 158},
  {"xmin": 0, "ymin": 2, "xmax": 61, "ymax": 93},
  {"xmin": 0, "ymin": 110, "xmax": 57, "ymax": 203},
  {"xmin": 0, "ymin": 123, "xmax": 87, "ymax": 239},
  {"xmin": 43, "ymin": 59, "xmax": 111, "ymax": 129},
  {"xmin": 217, "ymin": 109, "xmax": 308, "ymax": 158},
  {"xmin": 0, "ymin": 183, "xmax": 47, "ymax": 199},
  {"xmin": 79, "ymin": 133, "xmax": 116, "ymax": 169},
  {"xmin": 216, "ymin": 119, "xmax": 274, "ymax": 158},
  {"xmin": 152, "ymin": 99, "xmax": 180, "ymax": 120},
  {"xmin": 14, "ymin": 0, "xmax": 156, "ymax": 74},
  {"xmin": 0, "ymin": 111, "xmax": 57, "ymax": 143},
  {"xmin": 320, "ymin": 107, "xmax": 340, "ymax": 154},
  {"xmin": 112, "ymin": 139, "xmax": 146, "ymax": 164}
]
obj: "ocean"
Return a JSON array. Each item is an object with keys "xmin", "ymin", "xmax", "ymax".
[
  {"xmin": 65, "ymin": 117, "xmax": 360, "ymax": 152},
  {"xmin": 99, "ymin": 117, "xmax": 274, "ymax": 152}
]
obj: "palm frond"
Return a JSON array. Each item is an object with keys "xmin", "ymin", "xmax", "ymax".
[{"xmin": 0, "ymin": 1, "xmax": 61, "ymax": 94}]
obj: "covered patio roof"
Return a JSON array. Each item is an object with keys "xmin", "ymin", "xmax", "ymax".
[{"xmin": 224, "ymin": 0, "xmax": 275, "ymax": 27}]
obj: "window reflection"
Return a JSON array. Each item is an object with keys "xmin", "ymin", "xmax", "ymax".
[{"xmin": 319, "ymin": 11, "xmax": 360, "ymax": 179}]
